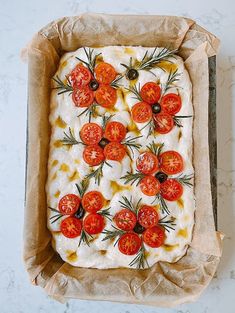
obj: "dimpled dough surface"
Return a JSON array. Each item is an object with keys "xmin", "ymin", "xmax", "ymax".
[{"xmin": 46, "ymin": 46, "xmax": 195, "ymax": 269}]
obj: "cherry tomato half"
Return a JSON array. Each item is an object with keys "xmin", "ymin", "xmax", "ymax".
[
  {"xmin": 131, "ymin": 102, "xmax": 152, "ymax": 123},
  {"xmin": 160, "ymin": 179, "xmax": 183, "ymax": 201},
  {"xmin": 118, "ymin": 232, "xmax": 142, "ymax": 255},
  {"xmin": 138, "ymin": 205, "xmax": 159, "ymax": 228},
  {"xmin": 161, "ymin": 93, "xmax": 182, "ymax": 115},
  {"xmin": 136, "ymin": 152, "xmax": 159, "ymax": 175},
  {"xmin": 60, "ymin": 217, "xmax": 82, "ymax": 238},
  {"xmin": 82, "ymin": 191, "xmax": 104, "ymax": 213},
  {"xmin": 95, "ymin": 62, "xmax": 117, "ymax": 85},
  {"xmin": 58, "ymin": 194, "xmax": 80, "ymax": 215},
  {"xmin": 80, "ymin": 123, "xmax": 103, "ymax": 145},
  {"xmin": 83, "ymin": 145, "xmax": 105, "ymax": 166},
  {"xmin": 159, "ymin": 151, "xmax": 183, "ymax": 175},
  {"xmin": 140, "ymin": 176, "xmax": 160, "ymax": 196},
  {"xmin": 114, "ymin": 209, "xmax": 137, "ymax": 231},
  {"xmin": 69, "ymin": 64, "xmax": 91, "ymax": 88},
  {"xmin": 95, "ymin": 85, "xmax": 117, "ymax": 108},
  {"xmin": 104, "ymin": 142, "xmax": 126, "ymax": 162},
  {"xmin": 140, "ymin": 82, "xmax": 161, "ymax": 105},
  {"xmin": 72, "ymin": 85, "xmax": 94, "ymax": 107},
  {"xmin": 104, "ymin": 121, "xmax": 126, "ymax": 142},
  {"xmin": 143, "ymin": 226, "xmax": 165, "ymax": 248},
  {"xmin": 83, "ymin": 213, "xmax": 105, "ymax": 235},
  {"xmin": 154, "ymin": 112, "xmax": 174, "ymax": 134}
]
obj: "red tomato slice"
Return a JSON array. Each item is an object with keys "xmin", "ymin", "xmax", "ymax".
[
  {"xmin": 137, "ymin": 205, "xmax": 159, "ymax": 228},
  {"xmin": 131, "ymin": 102, "xmax": 152, "ymax": 123},
  {"xmin": 83, "ymin": 145, "xmax": 105, "ymax": 166},
  {"xmin": 80, "ymin": 123, "xmax": 103, "ymax": 145},
  {"xmin": 143, "ymin": 226, "xmax": 165, "ymax": 248},
  {"xmin": 136, "ymin": 152, "xmax": 159, "ymax": 175},
  {"xmin": 95, "ymin": 85, "xmax": 117, "ymax": 108},
  {"xmin": 95, "ymin": 62, "xmax": 117, "ymax": 85},
  {"xmin": 58, "ymin": 194, "xmax": 81, "ymax": 215},
  {"xmin": 82, "ymin": 191, "xmax": 104, "ymax": 213},
  {"xmin": 60, "ymin": 217, "xmax": 82, "ymax": 238},
  {"xmin": 154, "ymin": 112, "xmax": 174, "ymax": 134},
  {"xmin": 159, "ymin": 151, "xmax": 184, "ymax": 175},
  {"xmin": 140, "ymin": 176, "xmax": 160, "ymax": 196},
  {"xmin": 161, "ymin": 93, "xmax": 182, "ymax": 115},
  {"xmin": 104, "ymin": 142, "xmax": 126, "ymax": 162},
  {"xmin": 69, "ymin": 64, "xmax": 92, "ymax": 88},
  {"xmin": 104, "ymin": 121, "xmax": 127, "ymax": 142},
  {"xmin": 118, "ymin": 232, "xmax": 142, "ymax": 255},
  {"xmin": 72, "ymin": 86, "xmax": 94, "ymax": 107},
  {"xmin": 160, "ymin": 179, "xmax": 183, "ymax": 201},
  {"xmin": 114, "ymin": 209, "xmax": 137, "ymax": 231},
  {"xmin": 83, "ymin": 213, "xmax": 105, "ymax": 235},
  {"xmin": 140, "ymin": 82, "xmax": 161, "ymax": 104}
]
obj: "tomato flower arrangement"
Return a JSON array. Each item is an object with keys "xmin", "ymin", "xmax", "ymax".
[
  {"xmin": 49, "ymin": 181, "xmax": 111, "ymax": 244},
  {"xmin": 61, "ymin": 118, "xmax": 142, "ymax": 184},
  {"xmin": 82, "ymin": 120, "xmax": 129, "ymax": 166},
  {"xmin": 102, "ymin": 196, "xmax": 176, "ymax": 268},
  {"xmin": 83, "ymin": 120, "xmax": 142, "ymax": 184},
  {"xmin": 121, "ymin": 142, "xmax": 193, "ymax": 215},
  {"xmin": 84, "ymin": 120, "xmax": 141, "ymax": 160},
  {"xmin": 127, "ymin": 70, "xmax": 191, "ymax": 137},
  {"xmin": 53, "ymin": 48, "xmax": 123, "ymax": 118}
]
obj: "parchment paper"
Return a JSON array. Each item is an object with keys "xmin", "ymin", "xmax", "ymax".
[{"xmin": 23, "ymin": 13, "xmax": 222, "ymax": 307}]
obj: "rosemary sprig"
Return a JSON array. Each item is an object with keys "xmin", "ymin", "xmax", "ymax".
[
  {"xmin": 48, "ymin": 206, "xmax": 60, "ymax": 213},
  {"xmin": 49, "ymin": 214, "xmax": 63, "ymax": 224},
  {"xmin": 98, "ymin": 207, "xmax": 112, "ymax": 221},
  {"xmin": 129, "ymin": 244, "xmax": 149, "ymax": 269},
  {"xmin": 139, "ymin": 118, "xmax": 155, "ymax": 138},
  {"xmin": 120, "ymin": 56, "xmax": 134, "ymax": 71},
  {"xmin": 102, "ymin": 225, "xmax": 125, "ymax": 246},
  {"xmin": 102, "ymin": 114, "xmax": 114, "ymax": 129},
  {"xmin": 61, "ymin": 127, "xmax": 84, "ymax": 145},
  {"xmin": 121, "ymin": 48, "xmax": 177, "ymax": 75},
  {"xmin": 52, "ymin": 75, "xmax": 73, "ymax": 95},
  {"xmin": 110, "ymin": 74, "xmax": 123, "ymax": 89},
  {"xmin": 119, "ymin": 196, "xmax": 141, "ymax": 215},
  {"xmin": 77, "ymin": 102, "xmax": 100, "ymax": 122},
  {"xmin": 78, "ymin": 229, "xmax": 93, "ymax": 247},
  {"xmin": 121, "ymin": 171, "xmax": 145, "ymax": 186},
  {"xmin": 162, "ymin": 69, "xmax": 181, "ymax": 95},
  {"xmin": 152, "ymin": 194, "xmax": 170, "ymax": 215},
  {"xmin": 173, "ymin": 115, "xmax": 192, "ymax": 128},
  {"xmin": 138, "ymin": 47, "xmax": 177, "ymax": 72},
  {"xmin": 125, "ymin": 84, "xmax": 142, "ymax": 101},
  {"xmin": 76, "ymin": 48, "xmax": 101, "ymax": 74},
  {"xmin": 48, "ymin": 207, "xmax": 63, "ymax": 224},
  {"xmin": 122, "ymin": 135, "xmax": 142, "ymax": 157},
  {"xmin": 75, "ymin": 179, "xmax": 89, "ymax": 198},
  {"xmin": 147, "ymin": 142, "xmax": 164, "ymax": 157},
  {"xmin": 158, "ymin": 216, "xmax": 176, "ymax": 232},
  {"xmin": 138, "ymin": 48, "xmax": 177, "ymax": 71},
  {"xmin": 85, "ymin": 161, "xmax": 112, "ymax": 185},
  {"xmin": 175, "ymin": 174, "xmax": 193, "ymax": 187}
]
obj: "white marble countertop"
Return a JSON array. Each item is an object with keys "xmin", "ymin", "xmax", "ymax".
[{"xmin": 0, "ymin": 0, "xmax": 234, "ymax": 312}]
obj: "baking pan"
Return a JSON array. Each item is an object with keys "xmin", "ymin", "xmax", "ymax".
[
  {"xmin": 23, "ymin": 14, "xmax": 222, "ymax": 306},
  {"xmin": 208, "ymin": 56, "xmax": 217, "ymax": 230}
]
